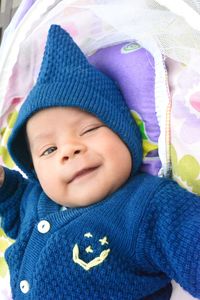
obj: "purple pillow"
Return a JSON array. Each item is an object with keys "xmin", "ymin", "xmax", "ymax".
[{"xmin": 89, "ymin": 42, "xmax": 161, "ymax": 175}]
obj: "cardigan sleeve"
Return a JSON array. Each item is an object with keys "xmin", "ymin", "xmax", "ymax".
[
  {"xmin": 0, "ymin": 167, "xmax": 29, "ymax": 239},
  {"xmin": 135, "ymin": 179, "xmax": 200, "ymax": 299}
]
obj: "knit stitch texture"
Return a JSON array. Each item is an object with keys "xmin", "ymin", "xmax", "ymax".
[
  {"xmin": 0, "ymin": 168, "xmax": 200, "ymax": 299},
  {"xmin": 8, "ymin": 25, "xmax": 142, "ymax": 180}
]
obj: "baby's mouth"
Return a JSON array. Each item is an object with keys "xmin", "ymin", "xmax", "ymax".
[{"xmin": 68, "ymin": 166, "xmax": 99, "ymax": 183}]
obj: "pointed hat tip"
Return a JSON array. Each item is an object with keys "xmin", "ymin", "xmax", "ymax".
[
  {"xmin": 46, "ymin": 24, "xmax": 73, "ymax": 44},
  {"xmin": 48, "ymin": 24, "xmax": 66, "ymax": 36},
  {"xmin": 49, "ymin": 24, "xmax": 62, "ymax": 31}
]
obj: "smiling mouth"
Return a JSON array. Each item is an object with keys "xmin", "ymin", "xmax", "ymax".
[{"xmin": 68, "ymin": 166, "xmax": 99, "ymax": 183}]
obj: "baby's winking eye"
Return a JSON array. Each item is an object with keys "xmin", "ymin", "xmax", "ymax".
[
  {"xmin": 41, "ymin": 146, "xmax": 57, "ymax": 156},
  {"xmin": 81, "ymin": 124, "xmax": 105, "ymax": 136}
]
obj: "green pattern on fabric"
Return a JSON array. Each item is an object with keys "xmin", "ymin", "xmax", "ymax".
[
  {"xmin": 131, "ymin": 111, "xmax": 158, "ymax": 158},
  {"xmin": 171, "ymin": 144, "xmax": 200, "ymax": 195},
  {"xmin": 0, "ymin": 110, "xmax": 18, "ymax": 168},
  {"xmin": 0, "ymin": 228, "xmax": 14, "ymax": 278}
]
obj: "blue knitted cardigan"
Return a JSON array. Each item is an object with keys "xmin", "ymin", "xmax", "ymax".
[{"xmin": 0, "ymin": 168, "xmax": 200, "ymax": 300}]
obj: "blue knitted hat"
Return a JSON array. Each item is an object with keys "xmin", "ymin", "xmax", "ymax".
[{"xmin": 8, "ymin": 25, "xmax": 142, "ymax": 180}]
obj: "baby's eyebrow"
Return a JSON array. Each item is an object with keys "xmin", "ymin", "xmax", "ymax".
[{"xmin": 31, "ymin": 132, "xmax": 53, "ymax": 146}]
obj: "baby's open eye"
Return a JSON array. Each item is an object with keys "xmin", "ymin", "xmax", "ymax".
[{"xmin": 41, "ymin": 146, "xmax": 57, "ymax": 156}]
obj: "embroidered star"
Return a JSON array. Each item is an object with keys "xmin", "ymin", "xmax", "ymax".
[
  {"xmin": 85, "ymin": 246, "xmax": 93, "ymax": 253},
  {"xmin": 84, "ymin": 232, "xmax": 93, "ymax": 238},
  {"xmin": 99, "ymin": 236, "xmax": 109, "ymax": 245}
]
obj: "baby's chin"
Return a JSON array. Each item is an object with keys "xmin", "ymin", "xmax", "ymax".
[
  {"xmin": 53, "ymin": 197, "xmax": 104, "ymax": 209},
  {"xmin": 43, "ymin": 176, "xmax": 122, "ymax": 208},
  {"xmin": 49, "ymin": 190, "xmax": 113, "ymax": 209}
]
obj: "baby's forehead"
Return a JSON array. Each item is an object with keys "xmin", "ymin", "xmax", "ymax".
[{"xmin": 26, "ymin": 106, "xmax": 103, "ymax": 139}]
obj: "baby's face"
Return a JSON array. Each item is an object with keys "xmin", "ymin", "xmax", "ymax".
[{"xmin": 26, "ymin": 107, "xmax": 132, "ymax": 207}]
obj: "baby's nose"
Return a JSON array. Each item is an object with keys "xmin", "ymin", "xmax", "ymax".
[{"xmin": 60, "ymin": 143, "xmax": 86, "ymax": 161}]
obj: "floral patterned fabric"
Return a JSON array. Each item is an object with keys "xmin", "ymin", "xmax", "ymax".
[
  {"xmin": 0, "ymin": 1, "xmax": 200, "ymax": 300},
  {"xmin": 167, "ymin": 57, "xmax": 200, "ymax": 195}
]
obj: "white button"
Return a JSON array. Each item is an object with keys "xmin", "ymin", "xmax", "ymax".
[
  {"xmin": 60, "ymin": 206, "xmax": 67, "ymax": 211},
  {"xmin": 20, "ymin": 280, "xmax": 30, "ymax": 294},
  {"xmin": 37, "ymin": 220, "xmax": 51, "ymax": 233}
]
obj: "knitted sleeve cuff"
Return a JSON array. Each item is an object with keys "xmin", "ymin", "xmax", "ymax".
[
  {"xmin": 0, "ymin": 167, "xmax": 29, "ymax": 239},
  {"xmin": 0, "ymin": 167, "xmax": 23, "ymax": 202}
]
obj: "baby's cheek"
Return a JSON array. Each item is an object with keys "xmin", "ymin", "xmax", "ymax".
[{"xmin": 34, "ymin": 165, "xmax": 52, "ymax": 188}]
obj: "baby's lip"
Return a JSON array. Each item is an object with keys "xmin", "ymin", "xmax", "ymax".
[{"xmin": 68, "ymin": 166, "xmax": 100, "ymax": 183}]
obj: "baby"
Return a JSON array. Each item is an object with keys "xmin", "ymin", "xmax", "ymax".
[{"xmin": 0, "ymin": 25, "xmax": 200, "ymax": 300}]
